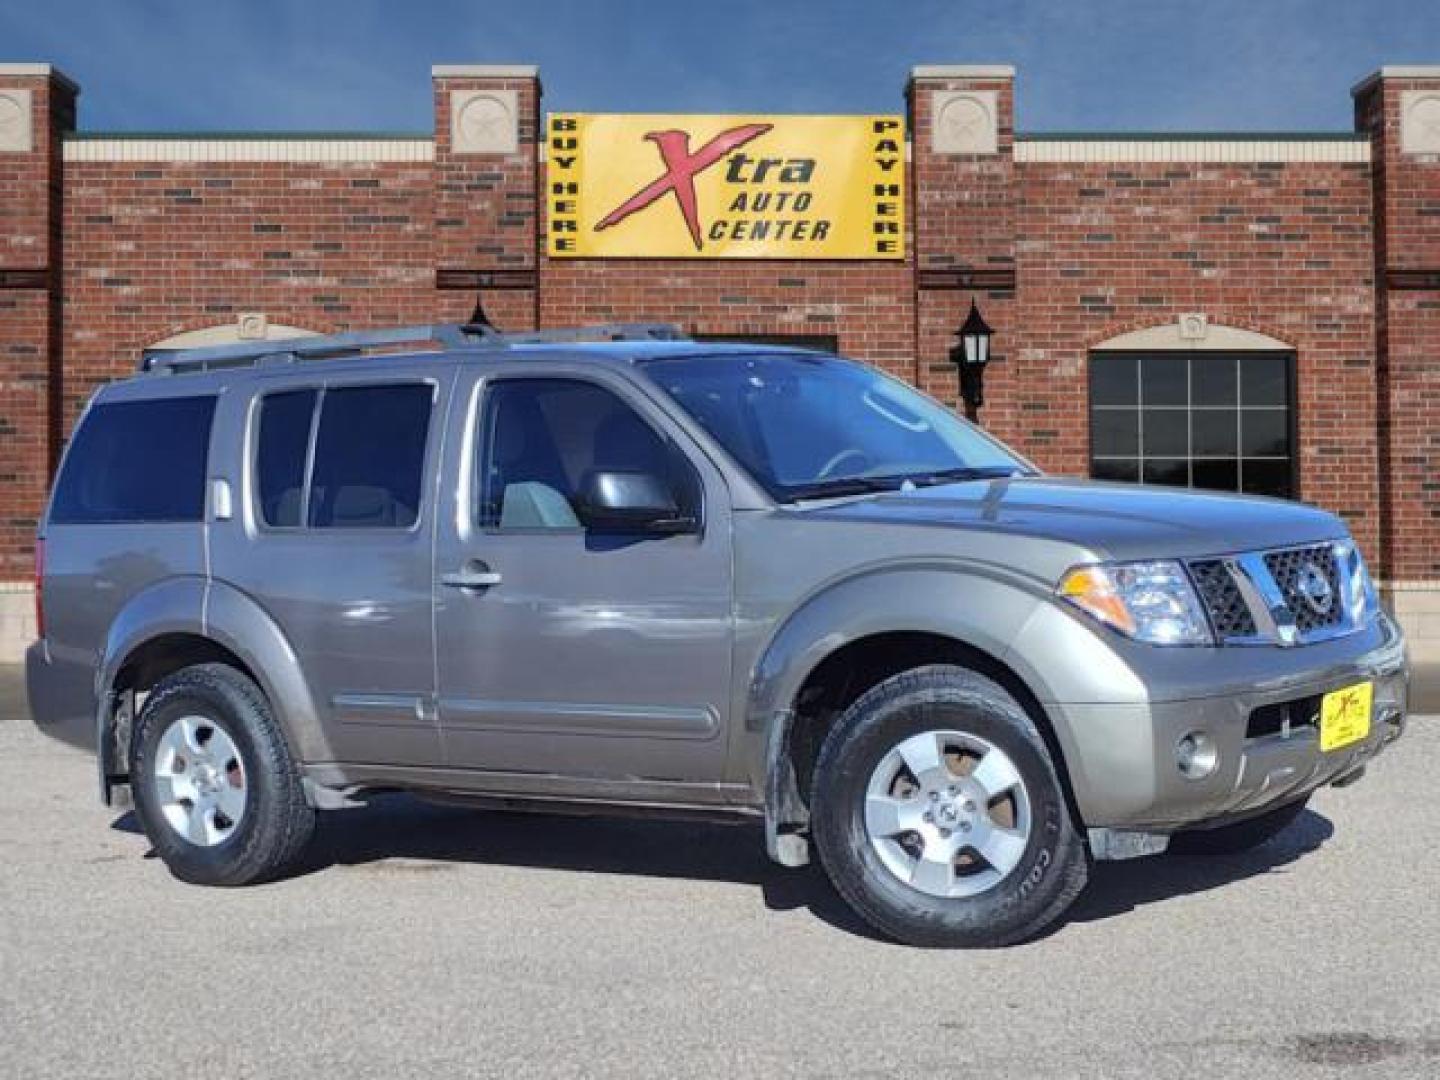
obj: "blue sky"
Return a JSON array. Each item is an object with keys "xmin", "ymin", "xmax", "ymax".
[{"xmin": 2, "ymin": 0, "xmax": 1436, "ymax": 133}]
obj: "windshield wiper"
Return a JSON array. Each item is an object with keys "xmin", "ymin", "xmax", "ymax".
[
  {"xmin": 907, "ymin": 465, "xmax": 1028, "ymax": 487},
  {"xmin": 783, "ymin": 476, "xmax": 909, "ymax": 502},
  {"xmin": 784, "ymin": 466, "xmax": 1028, "ymax": 502}
]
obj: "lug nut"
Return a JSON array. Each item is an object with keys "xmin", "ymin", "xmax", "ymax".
[{"xmin": 963, "ymin": 801, "xmax": 976, "ymax": 813}]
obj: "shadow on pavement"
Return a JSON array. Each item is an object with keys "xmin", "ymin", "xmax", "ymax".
[
  {"xmin": 1061, "ymin": 807, "xmax": 1334, "ymax": 928},
  {"xmin": 110, "ymin": 796, "xmax": 1335, "ymax": 946}
]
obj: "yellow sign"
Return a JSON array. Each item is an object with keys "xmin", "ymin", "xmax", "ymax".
[
  {"xmin": 1319, "ymin": 681, "xmax": 1372, "ymax": 752},
  {"xmin": 547, "ymin": 113, "xmax": 905, "ymax": 259}
]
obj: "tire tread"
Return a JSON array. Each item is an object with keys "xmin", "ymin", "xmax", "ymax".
[
  {"xmin": 130, "ymin": 662, "xmax": 314, "ymax": 886},
  {"xmin": 811, "ymin": 664, "xmax": 1088, "ymax": 947}
]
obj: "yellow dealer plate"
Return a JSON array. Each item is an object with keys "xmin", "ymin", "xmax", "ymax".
[{"xmin": 1319, "ymin": 681, "xmax": 1373, "ymax": 752}]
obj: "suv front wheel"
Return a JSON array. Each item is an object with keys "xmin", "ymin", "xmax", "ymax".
[
  {"xmin": 811, "ymin": 665, "xmax": 1088, "ymax": 947},
  {"xmin": 129, "ymin": 663, "xmax": 315, "ymax": 885}
]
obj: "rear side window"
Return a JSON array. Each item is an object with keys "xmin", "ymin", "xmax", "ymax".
[
  {"xmin": 306, "ymin": 384, "xmax": 433, "ymax": 528},
  {"xmin": 256, "ymin": 390, "xmax": 317, "ymax": 527},
  {"xmin": 50, "ymin": 396, "xmax": 216, "ymax": 524}
]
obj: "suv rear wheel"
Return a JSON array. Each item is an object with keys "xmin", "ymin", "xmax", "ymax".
[
  {"xmin": 811, "ymin": 665, "xmax": 1088, "ymax": 947},
  {"xmin": 129, "ymin": 663, "xmax": 315, "ymax": 885}
]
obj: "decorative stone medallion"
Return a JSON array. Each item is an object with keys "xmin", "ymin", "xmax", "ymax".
[
  {"xmin": 1178, "ymin": 313, "xmax": 1209, "ymax": 341},
  {"xmin": 237, "ymin": 312, "xmax": 268, "ymax": 340},
  {"xmin": 1400, "ymin": 91, "xmax": 1440, "ymax": 155},
  {"xmin": 451, "ymin": 89, "xmax": 519, "ymax": 155},
  {"xmin": 932, "ymin": 90, "xmax": 998, "ymax": 155},
  {"xmin": 0, "ymin": 89, "xmax": 33, "ymax": 153}
]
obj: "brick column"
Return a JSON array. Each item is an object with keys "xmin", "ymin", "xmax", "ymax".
[
  {"xmin": 0, "ymin": 65, "xmax": 75, "ymax": 595},
  {"xmin": 908, "ymin": 66, "xmax": 1020, "ymax": 440},
  {"xmin": 431, "ymin": 65, "xmax": 541, "ymax": 330},
  {"xmin": 1354, "ymin": 66, "xmax": 1440, "ymax": 661},
  {"xmin": 0, "ymin": 64, "xmax": 74, "ymax": 655}
]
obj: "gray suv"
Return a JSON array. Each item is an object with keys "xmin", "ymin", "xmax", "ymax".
[{"xmin": 27, "ymin": 323, "xmax": 1409, "ymax": 947}]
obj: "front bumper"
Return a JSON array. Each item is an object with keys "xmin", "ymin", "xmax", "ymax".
[{"xmin": 1052, "ymin": 616, "xmax": 1409, "ymax": 831}]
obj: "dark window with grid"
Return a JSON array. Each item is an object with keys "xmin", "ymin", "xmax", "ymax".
[{"xmin": 1089, "ymin": 351, "xmax": 1295, "ymax": 499}]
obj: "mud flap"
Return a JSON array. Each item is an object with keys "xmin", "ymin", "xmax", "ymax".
[{"xmin": 764, "ymin": 710, "xmax": 811, "ymax": 867}]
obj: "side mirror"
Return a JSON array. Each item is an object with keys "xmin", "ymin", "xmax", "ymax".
[{"xmin": 577, "ymin": 471, "xmax": 697, "ymax": 534}]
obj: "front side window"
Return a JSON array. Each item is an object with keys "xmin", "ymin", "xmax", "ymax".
[
  {"xmin": 1089, "ymin": 352, "xmax": 1294, "ymax": 498},
  {"xmin": 478, "ymin": 379, "xmax": 695, "ymax": 530},
  {"xmin": 641, "ymin": 353, "xmax": 1029, "ymax": 502},
  {"xmin": 50, "ymin": 396, "xmax": 216, "ymax": 524},
  {"xmin": 252, "ymin": 383, "xmax": 433, "ymax": 530}
]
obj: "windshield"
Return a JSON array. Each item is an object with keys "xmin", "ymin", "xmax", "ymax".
[{"xmin": 641, "ymin": 352, "xmax": 1034, "ymax": 502}]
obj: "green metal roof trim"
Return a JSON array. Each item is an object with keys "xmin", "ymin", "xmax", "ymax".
[
  {"xmin": 1018, "ymin": 131, "xmax": 1369, "ymax": 142},
  {"xmin": 65, "ymin": 131, "xmax": 432, "ymax": 141}
]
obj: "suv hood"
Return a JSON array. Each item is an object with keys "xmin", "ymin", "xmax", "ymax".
[{"xmin": 797, "ymin": 477, "xmax": 1348, "ymax": 562}]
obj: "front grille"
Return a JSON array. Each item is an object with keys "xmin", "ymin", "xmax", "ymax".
[
  {"xmin": 1264, "ymin": 544, "xmax": 1345, "ymax": 634},
  {"xmin": 1188, "ymin": 558, "xmax": 1257, "ymax": 639}
]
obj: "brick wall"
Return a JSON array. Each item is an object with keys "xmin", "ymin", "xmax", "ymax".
[
  {"xmin": 539, "ymin": 258, "xmax": 915, "ymax": 378},
  {"xmin": 61, "ymin": 156, "xmax": 440, "ymax": 423}
]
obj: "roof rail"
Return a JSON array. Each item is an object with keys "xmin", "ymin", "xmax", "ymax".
[
  {"xmin": 498, "ymin": 324, "xmax": 688, "ymax": 345},
  {"xmin": 139, "ymin": 324, "xmax": 491, "ymax": 375},
  {"xmin": 138, "ymin": 321, "xmax": 689, "ymax": 375}
]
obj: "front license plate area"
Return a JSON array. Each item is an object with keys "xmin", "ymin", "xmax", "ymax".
[{"xmin": 1319, "ymin": 681, "xmax": 1373, "ymax": 752}]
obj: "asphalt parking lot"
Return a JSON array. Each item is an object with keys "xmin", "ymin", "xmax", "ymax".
[{"xmin": 2, "ymin": 667, "xmax": 1437, "ymax": 1080}]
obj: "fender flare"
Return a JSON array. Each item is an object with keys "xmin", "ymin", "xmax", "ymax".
[
  {"xmin": 94, "ymin": 577, "xmax": 208, "ymax": 802},
  {"xmin": 742, "ymin": 562, "xmax": 1059, "ymax": 865},
  {"xmin": 94, "ymin": 578, "xmax": 327, "ymax": 801}
]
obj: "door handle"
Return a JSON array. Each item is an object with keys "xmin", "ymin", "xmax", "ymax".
[{"xmin": 441, "ymin": 566, "xmax": 503, "ymax": 589}]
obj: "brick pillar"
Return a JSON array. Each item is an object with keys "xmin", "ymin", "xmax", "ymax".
[
  {"xmin": 907, "ymin": 66, "xmax": 1021, "ymax": 444},
  {"xmin": 0, "ymin": 65, "xmax": 75, "ymax": 587},
  {"xmin": 1354, "ymin": 66, "xmax": 1440, "ymax": 661},
  {"xmin": 431, "ymin": 64, "xmax": 541, "ymax": 331}
]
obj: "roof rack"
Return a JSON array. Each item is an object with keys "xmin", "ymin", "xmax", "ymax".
[{"xmin": 138, "ymin": 322, "xmax": 688, "ymax": 375}]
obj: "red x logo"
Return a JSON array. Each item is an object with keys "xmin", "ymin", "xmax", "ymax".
[{"xmin": 595, "ymin": 123, "xmax": 773, "ymax": 251}]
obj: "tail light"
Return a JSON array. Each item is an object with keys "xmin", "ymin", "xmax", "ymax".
[{"xmin": 33, "ymin": 538, "xmax": 45, "ymax": 641}]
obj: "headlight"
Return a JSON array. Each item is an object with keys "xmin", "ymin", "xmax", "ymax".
[
  {"xmin": 1337, "ymin": 541, "xmax": 1380, "ymax": 625},
  {"xmin": 1058, "ymin": 560, "xmax": 1213, "ymax": 646}
]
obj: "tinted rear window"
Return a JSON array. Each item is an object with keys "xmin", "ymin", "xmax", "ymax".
[
  {"xmin": 306, "ymin": 384, "xmax": 432, "ymax": 528},
  {"xmin": 50, "ymin": 396, "xmax": 216, "ymax": 524}
]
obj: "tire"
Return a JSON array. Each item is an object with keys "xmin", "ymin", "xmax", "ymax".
[
  {"xmin": 1167, "ymin": 796, "xmax": 1310, "ymax": 857},
  {"xmin": 129, "ymin": 663, "xmax": 315, "ymax": 885},
  {"xmin": 811, "ymin": 664, "xmax": 1088, "ymax": 948}
]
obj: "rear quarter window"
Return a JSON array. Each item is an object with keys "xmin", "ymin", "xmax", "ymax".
[{"xmin": 49, "ymin": 396, "xmax": 217, "ymax": 524}]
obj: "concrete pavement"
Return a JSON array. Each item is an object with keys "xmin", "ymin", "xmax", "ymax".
[{"xmin": 2, "ymin": 666, "xmax": 1436, "ymax": 1079}]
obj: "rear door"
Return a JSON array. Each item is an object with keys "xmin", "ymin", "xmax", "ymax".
[
  {"xmin": 209, "ymin": 365, "xmax": 452, "ymax": 766},
  {"xmin": 433, "ymin": 365, "xmax": 735, "ymax": 793}
]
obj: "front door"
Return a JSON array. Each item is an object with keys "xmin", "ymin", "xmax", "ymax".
[{"xmin": 434, "ymin": 370, "xmax": 734, "ymax": 793}]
